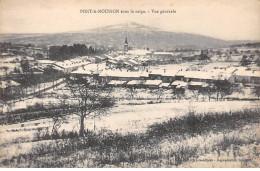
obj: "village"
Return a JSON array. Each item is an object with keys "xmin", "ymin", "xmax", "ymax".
[
  {"xmin": 0, "ymin": 39, "xmax": 260, "ymax": 167},
  {"xmin": 1, "ymin": 39, "xmax": 260, "ymax": 103}
]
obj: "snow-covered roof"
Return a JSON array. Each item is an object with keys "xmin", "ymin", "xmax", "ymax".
[
  {"xmin": 1, "ymin": 80, "xmax": 21, "ymax": 88},
  {"xmin": 153, "ymin": 52, "xmax": 172, "ymax": 55},
  {"xmin": 37, "ymin": 60, "xmax": 55, "ymax": 64},
  {"xmin": 189, "ymin": 81, "xmax": 205, "ymax": 86},
  {"xmin": 162, "ymin": 70, "xmax": 180, "ymax": 77},
  {"xmin": 107, "ymin": 60, "xmax": 118, "ymax": 64},
  {"xmin": 123, "ymin": 61, "xmax": 133, "ymax": 66},
  {"xmin": 140, "ymin": 72, "xmax": 149, "ymax": 77},
  {"xmin": 71, "ymin": 69, "xmax": 94, "ymax": 75},
  {"xmin": 114, "ymin": 55, "xmax": 128, "ymax": 61},
  {"xmin": 144, "ymin": 80, "xmax": 162, "ymax": 86},
  {"xmin": 104, "ymin": 54, "xmax": 114, "ymax": 60},
  {"xmin": 230, "ymin": 55, "xmax": 243, "ymax": 61},
  {"xmin": 160, "ymin": 83, "xmax": 170, "ymax": 87},
  {"xmin": 2, "ymin": 56, "xmax": 21, "ymax": 63},
  {"xmin": 138, "ymin": 56, "xmax": 150, "ymax": 62},
  {"xmin": 99, "ymin": 70, "xmax": 141, "ymax": 78},
  {"xmin": 175, "ymin": 71, "xmax": 186, "ymax": 77},
  {"xmin": 216, "ymin": 73, "xmax": 232, "ymax": 80},
  {"xmin": 1, "ymin": 52, "xmax": 14, "ymax": 56},
  {"xmin": 128, "ymin": 59, "xmax": 139, "ymax": 65},
  {"xmin": 107, "ymin": 80, "xmax": 127, "ymax": 85},
  {"xmin": 184, "ymin": 71, "xmax": 215, "ymax": 80},
  {"xmin": 71, "ymin": 63, "xmax": 106, "ymax": 75},
  {"xmin": 235, "ymin": 70, "xmax": 260, "ymax": 78},
  {"xmin": 54, "ymin": 57, "xmax": 90, "ymax": 69},
  {"xmin": 150, "ymin": 69, "xmax": 180, "ymax": 77},
  {"xmin": 150, "ymin": 70, "xmax": 165, "ymax": 75},
  {"xmin": 126, "ymin": 49, "xmax": 151, "ymax": 56},
  {"xmin": 224, "ymin": 67, "xmax": 238, "ymax": 74},
  {"xmin": 23, "ymin": 56, "xmax": 34, "ymax": 61},
  {"xmin": 171, "ymin": 80, "xmax": 187, "ymax": 86},
  {"xmin": 127, "ymin": 80, "xmax": 144, "ymax": 85}
]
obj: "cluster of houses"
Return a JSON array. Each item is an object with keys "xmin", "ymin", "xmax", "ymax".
[
  {"xmin": 70, "ymin": 65, "xmax": 260, "ymax": 90},
  {"xmin": 1, "ymin": 39, "xmax": 260, "ymax": 93},
  {"xmin": 52, "ymin": 56, "xmax": 92, "ymax": 73}
]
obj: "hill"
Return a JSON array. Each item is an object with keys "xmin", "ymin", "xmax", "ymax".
[{"xmin": 0, "ymin": 22, "xmax": 254, "ymax": 50}]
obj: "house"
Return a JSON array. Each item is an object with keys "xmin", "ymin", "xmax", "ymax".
[
  {"xmin": 71, "ymin": 68, "xmax": 96, "ymax": 79},
  {"xmin": 170, "ymin": 80, "xmax": 188, "ymax": 89},
  {"xmin": 99, "ymin": 70, "xmax": 141, "ymax": 83},
  {"xmin": 126, "ymin": 80, "xmax": 145, "ymax": 88},
  {"xmin": 1, "ymin": 80, "xmax": 21, "ymax": 89},
  {"xmin": 94, "ymin": 56, "xmax": 105, "ymax": 63},
  {"xmin": 175, "ymin": 70, "xmax": 186, "ymax": 81},
  {"xmin": 106, "ymin": 80, "xmax": 127, "ymax": 87},
  {"xmin": 106, "ymin": 60, "xmax": 118, "ymax": 67},
  {"xmin": 31, "ymin": 67, "xmax": 44, "ymax": 74},
  {"xmin": 161, "ymin": 70, "xmax": 180, "ymax": 83},
  {"xmin": 126, "ymin": 49, "xmax": 151, "ymax": 56},
  {"xmin": 182, "ymin": 55, "xmax": 199, "ymax": 61},
  {"xmin": 188, "ymin": 81, "xmax": 209, "ymax": 90},
  {"xmin": 160, "ymin": 83, "xmax": 171, "ymax": 89},
  {"xmin": 140, "ymin": 72, "xmax": 149, "ymax": 80},
  {"xmin": 36, "ymin": 60, "xmax": 55, "ymax": 68},
  {"xmin": 53, "ymin": 57, "xmax": 90, "ymax": 73},
  {"xmin": 183, "ymin": 71, "xmax": 215, "ymax": 83},
  {"xmin": 128, "ymin": 59, "xmax": 139, "ymax": 66},
  {"xmin": 232, "ymin": 70, "xmax": 260, "ymax": 85},
  {"xmin": 144, "ymin": 80, "xmax": 162, "ymax": 89},
  {"xmin": 0, "ymin": 52, "xmax": 14, "ymax": 58},
  {"xmin": 152, "ymin": 52, "xmax": 175, "ymax": 63},
  {"xmin": 148, "ymin": 70, "xmax": 164, "ymax": 80}
]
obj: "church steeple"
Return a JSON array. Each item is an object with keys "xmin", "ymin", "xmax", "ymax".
[{"xmin": 124, "ymin": 38, "xmax": 128, "ymax": 52}]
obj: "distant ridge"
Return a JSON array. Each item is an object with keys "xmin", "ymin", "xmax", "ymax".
[{"xmin": 0, "ymin": 22, "xmax": 256, "ymax": 50}]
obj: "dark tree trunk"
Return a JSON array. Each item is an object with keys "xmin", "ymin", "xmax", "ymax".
[{"xmin": 79, "ymin": 115, "xmax": 85, "ymax": 137}]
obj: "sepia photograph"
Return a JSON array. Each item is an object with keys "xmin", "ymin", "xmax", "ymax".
[{"xmin": 0, "ymin": 0, "xmax": 260, "ymax": 168}]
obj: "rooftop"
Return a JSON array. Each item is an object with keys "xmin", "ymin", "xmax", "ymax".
[
  {"xmin": 99, "ymin": 70, "xmax": 142, "ymax": 78},
  {"xmin": 144, "ymin": 80, "xmax": 162, "ymax": 86}
]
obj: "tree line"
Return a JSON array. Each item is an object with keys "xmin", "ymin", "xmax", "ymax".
[{"xmin": 49, "ymin": 44, "xmax": 100, "ymax": 61}]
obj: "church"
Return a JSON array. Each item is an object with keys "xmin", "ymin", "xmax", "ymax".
[{"xmin": 122, "ymin": 37, "xmax": 151, "ymax": 56}]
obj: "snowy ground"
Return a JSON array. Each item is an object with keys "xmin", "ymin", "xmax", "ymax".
[
  {"xmin": 2, "ymin": 84, "xmax": 256, "ymax": 113},
  {"xmin": 1, "ymin": 100, "xmax": 259, "ymax": 162}
]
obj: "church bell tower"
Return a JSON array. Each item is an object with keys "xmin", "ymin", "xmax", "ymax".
[{"xmin": 124, "ymin": 38, "xmax": 128, "ymax": 52}]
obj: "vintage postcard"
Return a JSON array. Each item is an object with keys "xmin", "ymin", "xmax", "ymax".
[{"xmin": 0, "ymin": 0, "xmax": 260, "ymax": 168}]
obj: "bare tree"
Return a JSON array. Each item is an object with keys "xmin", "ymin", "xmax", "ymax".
[
  {"xmin": 66, "ymin": 77, "xmax": 114, "ymax": 136},
  {"xmin": 127, "ymin": 87, "xmax": 137, "ymax": 100},
  {"xmin": 156, "ymin": 88, "xmax": 164, "ymax": 101},
  {"xmin": 252, "ymin": 86, "xmax": 260, "ymax": 99},
  {"xmin": 191, "ymin": 89, "xmax": 199, "ymax": 101},
  {"xmin": 50, "ymin": 94, "xmax": 69, "ymax": 137},
  {"xmin": 173, "ymin": 88, "xmax": 185, "ymax": 100},
  {"xmin": 215, "ymin": 80, "xmax": 233, "ymax": 101},
  {"xmin": 199, "ymin": 85, "xmax": 215, "ymax": 101},
  {"xmin": 232, "ymin": 84, "xmax": 244, "ymax": 99}
]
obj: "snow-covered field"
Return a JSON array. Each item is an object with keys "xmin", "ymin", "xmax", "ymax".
[{"xmin": 1, "ymin": 100, "xmax": 259, "ymax": 161}]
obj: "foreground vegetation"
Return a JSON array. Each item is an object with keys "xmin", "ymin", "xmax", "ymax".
[{"xmin": 1, "ymin": 108, "xmax": 260, "ymax": 167}]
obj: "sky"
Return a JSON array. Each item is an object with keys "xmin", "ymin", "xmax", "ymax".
[{"xmin": 0, "ymin": 0, "xmax": 260, "ymax": 41}]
